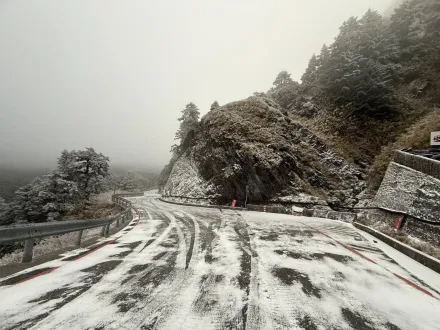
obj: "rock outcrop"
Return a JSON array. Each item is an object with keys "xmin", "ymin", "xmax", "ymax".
[{"xmin": 160, "ymin": 96, "xmax": 365, "ymax": 206}]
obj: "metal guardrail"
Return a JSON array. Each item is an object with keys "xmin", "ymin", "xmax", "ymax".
[{"xmin": 0, "ymin": 192, "xmax": 144, "ymax": 263}]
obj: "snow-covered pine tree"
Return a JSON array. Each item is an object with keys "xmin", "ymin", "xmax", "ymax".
[
  {"xmin": 121, "ymin": 172, "xmax": 136, "ymax": 191},
  {"xmin": 10, "ymin": 178, "xmax": 47, "ymax": 223},
  {"xmin": 273, "ymin": 70, "xmax": 294, "ymax": 89},
  {"xmin": 40, "ymin": 170, "xmax": 81, "ymax": 221},
  {"xmin": 210, "ymin": 101, "xmax": 220, "ymax": 111},
  {"xmin": 175, "ymin": 102, "xmax": 200, "ymax": 143},
  {"xmin": 57, "ymin": 148, "xmax": 110, "ymax": 200},
  {"xmin": 9, "ymin": 171, "xmax": 81, "ymax": 223},
  {"xmin": 301, "ymin": 54, "xmax": 319, "ymax": 84},
  {"xmin": 106, "ymin": 172, "xmax": 123, "ymax": 195}
]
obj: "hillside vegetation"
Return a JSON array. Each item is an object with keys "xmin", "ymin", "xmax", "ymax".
[{"xmin": 159, "ymin": 0, "xmax": 440, "ymax": 203}]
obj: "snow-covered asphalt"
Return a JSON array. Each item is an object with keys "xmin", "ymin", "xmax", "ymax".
[{"xmin": 1, "ymin": 195, "xmax": 440, "ymax": 330}]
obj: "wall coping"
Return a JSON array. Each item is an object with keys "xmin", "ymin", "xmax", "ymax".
[{"xmin": 394, "ymin": 150, "xmax": 440, "ymax": 181}]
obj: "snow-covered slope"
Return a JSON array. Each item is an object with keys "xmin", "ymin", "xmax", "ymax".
[{"xmin": 163, "ymin": 151, "xmax": 218, "ymax": 198}]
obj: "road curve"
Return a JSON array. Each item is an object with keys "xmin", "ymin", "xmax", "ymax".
[{"xmin": 0, "ymin": 194, "xmax": 440, "ymax": 330}]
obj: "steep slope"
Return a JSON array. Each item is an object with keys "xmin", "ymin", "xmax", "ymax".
[
  {"xmin": 162, "ymin": 150, "xmax": 218, "ymax": 198},
  {"xmin": 162, "ymin": 97, "xmax": 364, "ymax": 206}
]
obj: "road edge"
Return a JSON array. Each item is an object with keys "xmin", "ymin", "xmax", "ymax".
[
  {"xmin": 353, "ymin": 222, "xmax": 440, "ymax": 274},
  {"xmin": 158, "ymin": 197, "xmax": 246, "ymax": 211}
]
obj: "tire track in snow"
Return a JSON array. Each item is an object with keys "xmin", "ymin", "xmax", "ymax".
[
  {"xmin": 173, "ymin": 214, "xmax": 196, "ymax": 269},
  {"xmin": 154, "ymin": 211, "xmax": 212, "ymax": 329},
  {"xmin": 134, "ymin": 211, "xmax": 188, "ymax": 329},
  {"xmin": 242, "ymin": 216, "xmax": 265, "ymax": 330},
  {"xmin": 22, "ymin": 205, "xmax": 174, "ymax": 329},
  {"xmin": 159, "ymin": 211, "xmax": 245, "ymax": 330}
]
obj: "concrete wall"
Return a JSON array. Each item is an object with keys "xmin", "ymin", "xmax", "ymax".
[{"xmin": 374, "ymin": 162, "xmax": 440, "ymax": 223}]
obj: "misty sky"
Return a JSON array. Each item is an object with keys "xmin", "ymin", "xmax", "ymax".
[{"xmin": 0, "ymin": 0, "xmax": 395, "ymax": 170}]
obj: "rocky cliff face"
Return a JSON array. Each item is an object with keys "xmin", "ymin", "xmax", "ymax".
[{"xmin": 161, "ymin": 96, "xmax": 365, "ymax": 206}]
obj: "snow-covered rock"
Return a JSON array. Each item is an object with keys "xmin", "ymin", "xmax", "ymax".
[
  {"xmin": 161, "ymin": 96, "xmax": 364, "ymax": 204},
  {"xmin": 163, "ymin": 151, "xmax": 218, "ymax": 198}
]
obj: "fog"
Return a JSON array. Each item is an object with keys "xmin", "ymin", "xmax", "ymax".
[{"xmin": 0, "ymin": 0, "xmax": 395, "ymax": 170}]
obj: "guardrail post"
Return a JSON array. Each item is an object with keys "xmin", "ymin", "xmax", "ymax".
[
  {"xmin": 76, "ymin": 230, "xmax": 83, "ymax": 246},
  {"xmin": 100, "ymin": 225, "xmax": 106, "ymax": 237},
  {"xmin": 22, "ymin": 238, "xmax": 35, "ymax": 263},
  {"xmin": 116, "ymin": 217, "xmax": 120, "ymax": 228},
  {"xmin": 105, "ymin": 224, "xmax": 110, "ymax": 237},
  {"xmin": 121, "ymin": 214, "xmax": 125, "ymax": 224}
]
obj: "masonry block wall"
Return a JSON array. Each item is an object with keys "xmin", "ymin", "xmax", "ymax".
[
  {"xmin": 371, "ymin": 152, "xmax": 440, "ymax": 247},
  {"xmin": 374, "ymin": 162, "xmax": 440, "ymax": 223}
]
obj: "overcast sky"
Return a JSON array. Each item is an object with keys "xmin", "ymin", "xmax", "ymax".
[{"xmin": 0, "ymin": 0, "xmax": 395, "ymax": 170}]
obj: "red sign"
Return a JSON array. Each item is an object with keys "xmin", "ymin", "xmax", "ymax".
[
  {"xmin": 231, "ymin": 200, "xmax": 237, "ymax": 208},
  {"xmin": 395, "ymin": 215, "xmax": 404, "ymax": 231}
]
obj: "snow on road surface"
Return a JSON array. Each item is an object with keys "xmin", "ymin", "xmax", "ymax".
[{"xmin": 0, "ymin": 195, "xmax": 440, "ymax": 330}]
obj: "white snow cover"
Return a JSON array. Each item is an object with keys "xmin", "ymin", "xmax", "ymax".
[
  {"xmin": 243, "ymin": 211, "xmax": 440, "ymax": 330},
  {"xmin": 358, "ymin": 229, "xmax": 440, "ymax": 293},
  {"xmin": 163, "ymin": 152, "xmax": 217, "ymax": 198},
  {"xmin": 1, "ymin": 197, "xmax": 440, "ymax": 330}
]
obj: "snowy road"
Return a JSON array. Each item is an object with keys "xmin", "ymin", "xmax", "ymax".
[{"xmin": 1, "ymin": 195, "xmax": 440, "ymax": 330}]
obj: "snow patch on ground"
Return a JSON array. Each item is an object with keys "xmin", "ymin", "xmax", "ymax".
[
  {"xmin": 271, "ymin": 193, "xmax": 324, "ymax": 204},
  {"xmin": 358, "ymin": 228, "xmax": 440, "ymax": 293},
  {"xmin": 244, "ymin": 212, "xmax": 440, "ymax": 330}
]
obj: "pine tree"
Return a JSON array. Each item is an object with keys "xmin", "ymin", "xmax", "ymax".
[
  {"xmin": 312, "ymin": 12, "xmax": 399, "ymax": 118},
  {"xmin": 301, "ymin": 54, "xmax": 319, "ymax": 83},
  {"xmin": 121, "ymin": 173, "xmax": 136, "ymax": 191},
  {"xmin": 273, "ymin": 71, "xmax": 294, "ymax": 88},
  {"xmin": 358, "ymin": 10, "xmax": 385, "ymax": 60},
  {"xmin": 40, "ymin": 171, "xmax": 81, "ymax": 221},
  {"xmin": 10, "ymin": 178, "xmax": 47, "ymax": 223},
  {"xmin": 210, "ymin": 101, "xmax": 220, "ymax": 111},
  {"xmin": 107, "ymin": 173, "xmax": 123, "ymax": 195},
  {"xmin": 57, "ymin": 148, "xmax": 110, "ymax": 200},
  {"xmin": 175, "ymin": 103, "xmax": 200, "ymax": 142},
  {"xmin": 9, "ymin": 172, "xmax": 81, "ymax": 223},
  {"xmin": 391, "ymin": 0, "xmax": 440, "ymax": 61}
]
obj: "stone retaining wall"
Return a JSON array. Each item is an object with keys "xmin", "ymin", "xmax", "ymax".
[{"xmin": 374, "ymin": 162, "xmax": 440, "ymax": 223}]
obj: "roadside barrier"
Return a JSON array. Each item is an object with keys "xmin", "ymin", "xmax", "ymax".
[{"xmin": 0, "ymin": 193, "xmax": 143, "ymax": 263}]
